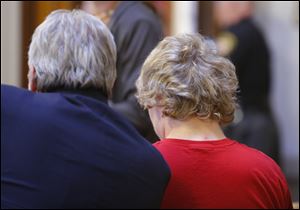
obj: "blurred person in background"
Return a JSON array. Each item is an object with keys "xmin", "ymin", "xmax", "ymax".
[
  {"xmin": 214, "ymin": 1, "xmax": 280, "ymax": 164},
  {"xmin": 1, "ymin": 9, "xmax": 170, "ymax": 209},
  {"xmin": 83, "ymin": 1, "xmax": 163, "ymax": 143},
  {"xmin": 135, "ymin": 33, "xmax": 293, "ymax": 209}
]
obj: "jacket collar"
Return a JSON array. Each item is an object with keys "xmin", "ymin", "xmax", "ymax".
[{"xmin": 46, "ymin": 88, "xmax": 108, "ymax": 104}]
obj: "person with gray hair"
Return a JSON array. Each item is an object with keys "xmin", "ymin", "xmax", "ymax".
[
  {"xmin": 136, "ymin": 33, "xmax": 292, "ymax": 209},
  {"xmin": 1, "ymin": 9, "xmax": 170, "ymax": 209},
  {"xmin": 27, "ymin": 9, "xmax": 116, "ymax": 95}
]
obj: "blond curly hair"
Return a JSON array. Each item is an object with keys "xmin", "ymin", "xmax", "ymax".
[{"xmin": 136, "ymin": 33, "xmax": 238, "ymax": 124}]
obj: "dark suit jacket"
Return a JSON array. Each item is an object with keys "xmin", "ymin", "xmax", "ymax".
[
  {"xmin": 227, "ymin": 18, "xmax": 270, "ymax": 111},
  {"xmin": 108, "ymin": 2, "xmax": 163, "ymax": 143},
  {"xmin": 224, "ymin": 18, "xmax": 279, "ymax": 163},
  {"xmin": 1, "ymin": 85, "xmax": 170, "ymax": 209}
]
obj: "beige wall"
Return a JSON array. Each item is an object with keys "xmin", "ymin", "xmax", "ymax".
[
  {"xmin": 171, "ymin": 1, "xmax": 198, "ymax": 35},
  {"xmin": 1, "ymin": 1, "xmax": 22, "ymax": 86}
]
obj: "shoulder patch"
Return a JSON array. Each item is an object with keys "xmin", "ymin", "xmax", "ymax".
[{"xmin": 216, "ymin": 32, "xmax": 238, "ymax": 56}]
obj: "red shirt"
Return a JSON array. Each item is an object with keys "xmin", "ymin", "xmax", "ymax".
[{"xmin": 154, "ymin": 138, "xmax": 293, "ymax": 209}]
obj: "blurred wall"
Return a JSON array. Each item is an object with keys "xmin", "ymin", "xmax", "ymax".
[
  {"xmin": 171, "ymin": 1, "xmax": 198, "ymax": 35},
  {"xmin": 1, "ymin": 1, "xmax": 21, "ymax": 86},
  {"xmin": 254, "ymin": 0, "xmax": 299, "ymax": 186}
]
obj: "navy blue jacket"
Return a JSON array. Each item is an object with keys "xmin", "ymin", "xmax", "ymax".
[{"xmin": 1, "ymin": 85, "xmax": 170, "ymax": 209}]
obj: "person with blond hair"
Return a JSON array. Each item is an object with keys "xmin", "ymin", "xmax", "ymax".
[
  {"xmin": 1, "ymin": 9, "xmax": 170, "ymax": 209},
  {"xmin": 136, "ymin": 33, "xmax": 293, "ymax": 209}
]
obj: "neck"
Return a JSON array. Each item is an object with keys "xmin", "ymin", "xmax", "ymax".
[{"xmin": 164, "ymin": 116, "xmax": 226, "ymax": 141}]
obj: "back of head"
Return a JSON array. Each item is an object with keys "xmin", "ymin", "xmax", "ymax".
[
  {"xmin": 28, "ymin": 9, "xmax": 117, "ymax": 97},
  {"xmin": 136, "ymin": 33, "xmax": 239, "ymax": 125}
]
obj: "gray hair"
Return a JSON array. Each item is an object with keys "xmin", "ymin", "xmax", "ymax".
[
  {"xmin": 136, "ymin": 33, "xmax": 238, "ymax": 124},
  {"xmin": 28, "ymin": 9, "xmax": 116, "ymax": 97}
]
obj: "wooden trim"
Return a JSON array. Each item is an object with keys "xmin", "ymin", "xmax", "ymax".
[
  {"xmin": 21, "ymin": 1, "xmax": 36, "ymax": 88},
  {"xmin": 198, "ymin": 1, "xmax": 217, "ymax": 37}
]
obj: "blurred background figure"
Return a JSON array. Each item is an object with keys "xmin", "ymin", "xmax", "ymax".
[
  {"xmin": 83, "ymin": 1, "xmax": 164, "ymax": 143},
  {"xmin": 214, "ymin": 1, "xmax": 280, "ymax": 164}
]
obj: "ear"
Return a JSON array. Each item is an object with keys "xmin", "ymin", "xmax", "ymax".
[
  {"xmin": 148, "ymin": 106, "xmax": 165, "ymax": 139},
  {"xmin": 28, "ymin": 66, "xmax": 37, "ymax": 92}
]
